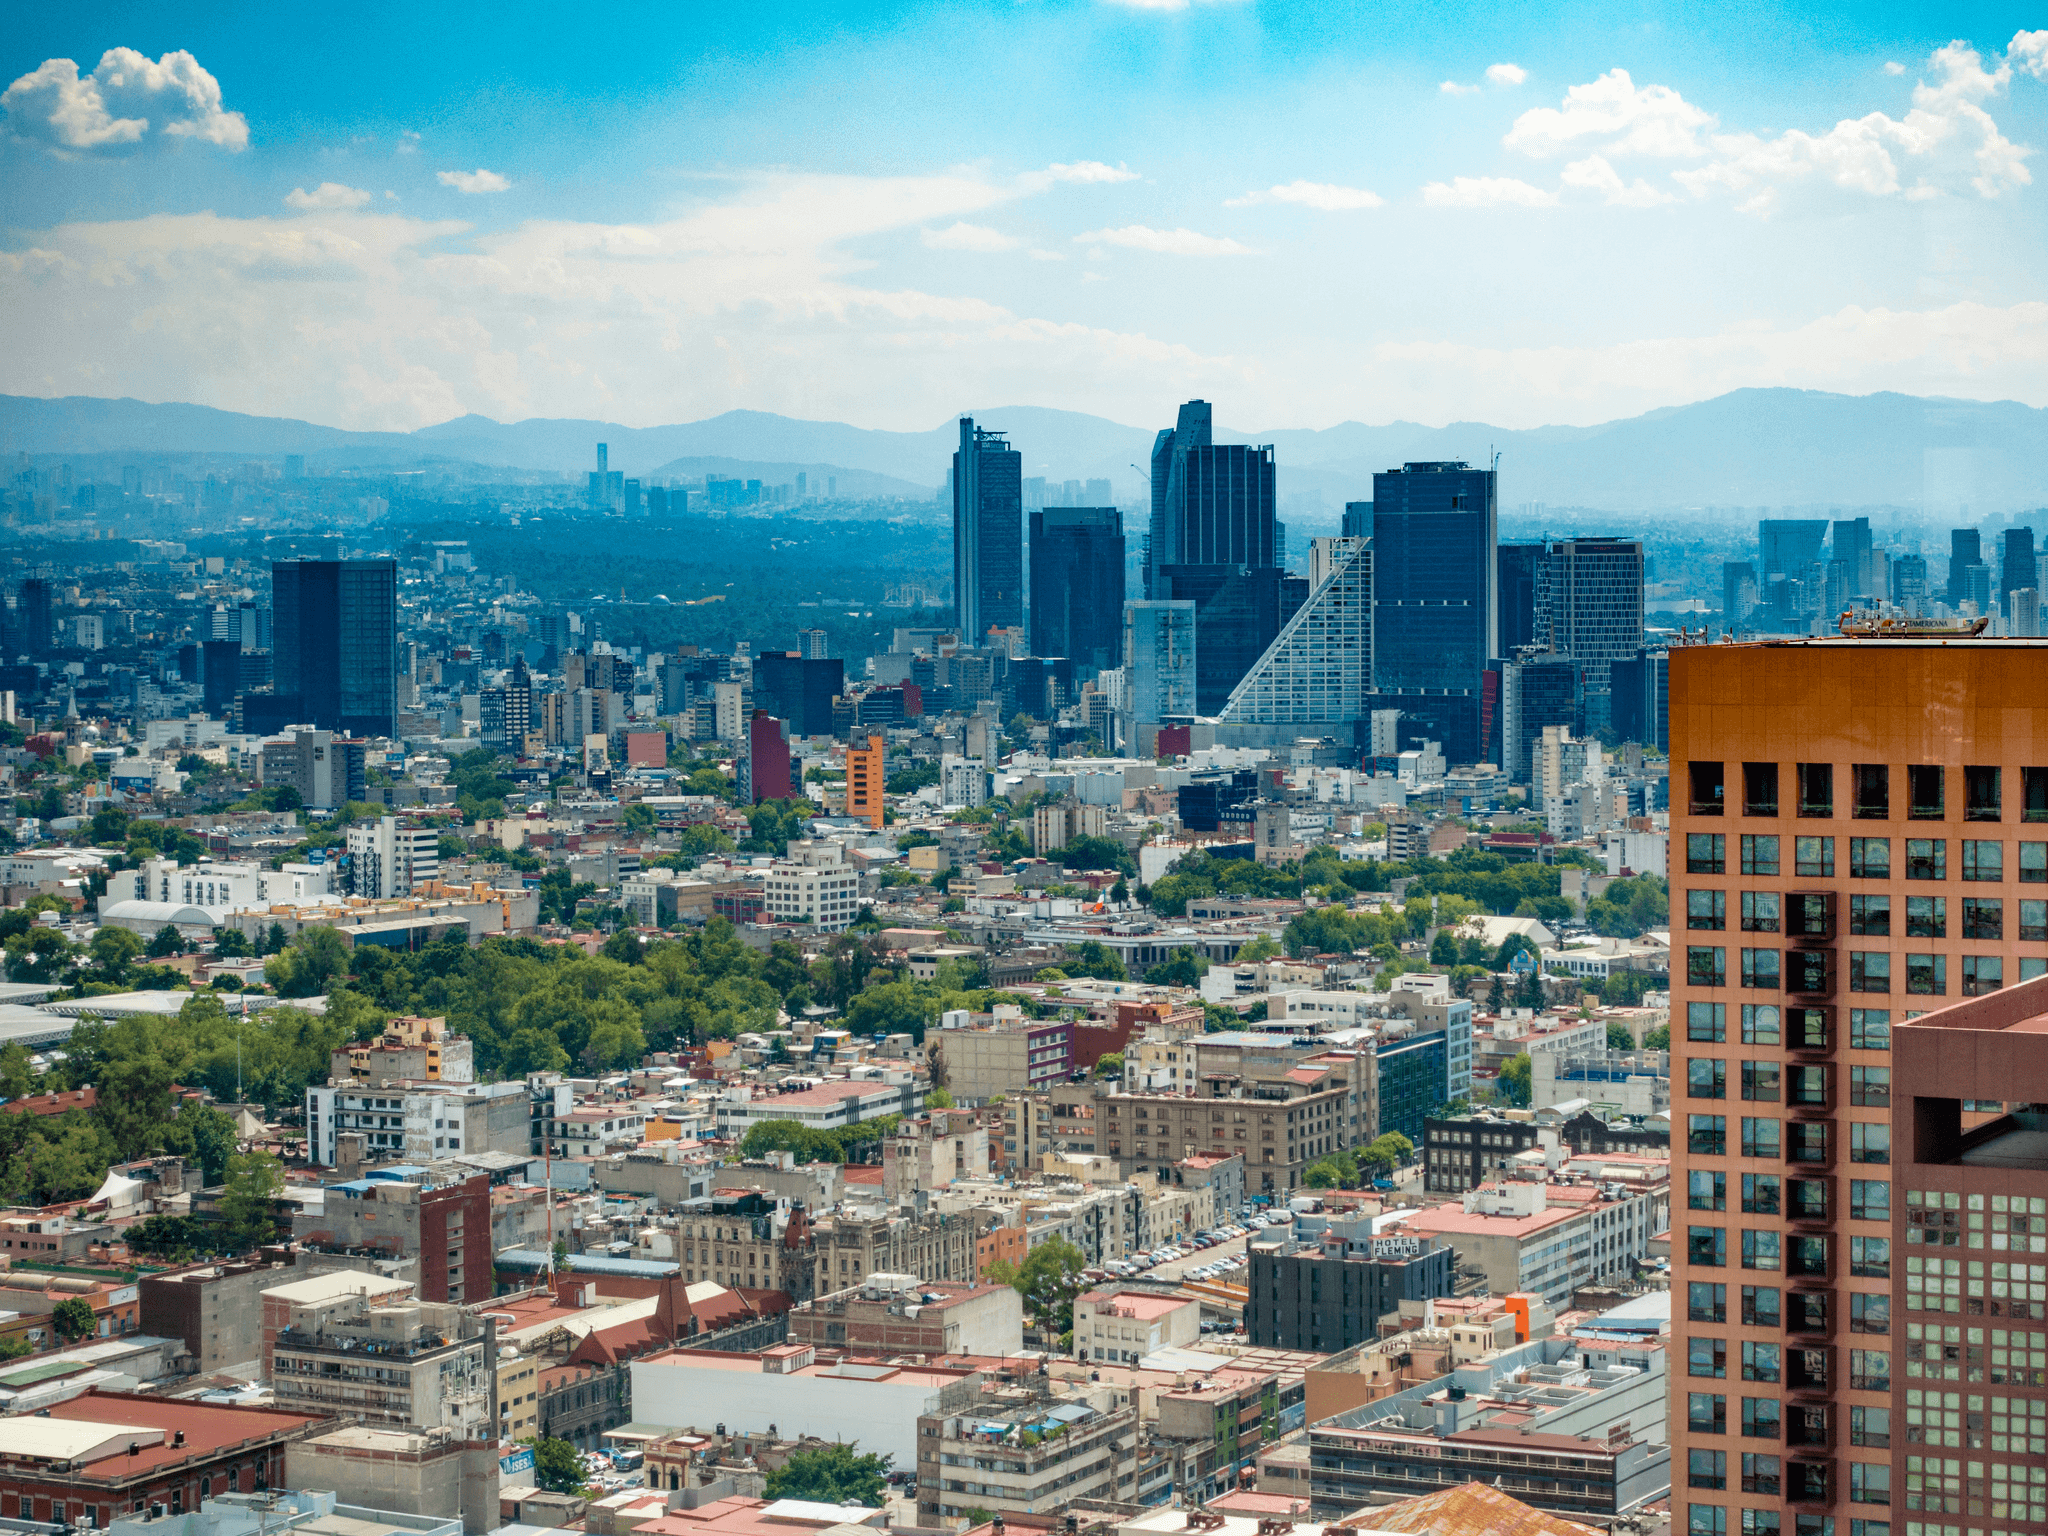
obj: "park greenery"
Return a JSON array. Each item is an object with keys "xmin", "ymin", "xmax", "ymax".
[{"xmin": 763, "ymin": 1444, "xmax": 893, "ymax": 1506}]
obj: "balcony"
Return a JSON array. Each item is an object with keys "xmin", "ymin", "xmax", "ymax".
[
  {"xmin": 1788, "ymin": 1065, "xmax": 1833, "ymax": 1112},
  {"xmin": 1786, "ymin": 1404, "xmax": 1835, "ymax": 1454},
  {"xmin": 1786, "ymin": 1288, "xmax": 1835, "ymax": 1340},
  {"xmin": 1787, "ymin": 892, "xmax": 1837, "ymax": 943},
  {"xmin": 1787, "ymin": 1345, "xmax": 1834, "ymax": 1395},
  {"xmin": 1788, "ymin": 1177, "xmax": 1833, "ymax": 1225},
  {"xmin": 1785, "ymin": 949, "xmax": 1835, "ymax": 999},
  {"xmin": 1785, "ymin": 1455, "xmax": 1835, "ymax": 1510},
  {"xmin": 1786, "ymin": 1006, "xmax": 1835, "ymax": 1055}
]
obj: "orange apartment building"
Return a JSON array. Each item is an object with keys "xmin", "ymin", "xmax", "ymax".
[
  {"xmin": 1671, "ymin": 636, "xmax": 2048, "ymax": 1536},
  {"xmin": 847, "ymin": 735, "xmax": 886, "ymax": 828}
]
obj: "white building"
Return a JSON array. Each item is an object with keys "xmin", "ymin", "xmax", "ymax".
[
  {"xmin": 713, "ymin": 680, "xmax": 747, "ymax": 741},
  {"xmin": 713, "ymin": 1078, "xmax": 920, "ymax": 1139},
  {"xmin": 346, "ymin": 817, "xmax": 441, "ymax": 899},
  {"xmin": 762, "ymin": 861, "xmax": 862, "ymax": 931},
  {"xmin": 940, "ymin": 754, "xmax": 987, "ymax": 809},
  {"xmin": 304, "ymin": 1078, "xmax": 533, "ymax": 1166},
  {"xmin": 131, "ymin": 856, "xmax": 333, "ymax": 919}
]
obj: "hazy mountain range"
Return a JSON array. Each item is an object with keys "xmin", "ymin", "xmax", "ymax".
[{"xmin": 4, "ymin": 388, "xmax": 2046, "ymax": 513}]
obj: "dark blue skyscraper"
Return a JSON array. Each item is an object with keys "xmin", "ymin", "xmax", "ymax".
[
  {"xmin": 952, "ymin": 419, "xmax": 1023, "ymax": 641},
  {"xmin": 2001, "ymin": 526, "xmax": 2036, "ymax": 613},
  {"xmin": 1029, "ymin": 507, "xmax": 1125, "ymax": 675},
  {"xmin": 1496, "ymin": 543, "xmax": 1544, "ymax": 655},
  {"xmin": 1370, "ymin": 461, "xmax": 1497, "ymax": 762},
  {"xmin": 273, "ymin": 559, "xmax": 398, "ymax": 738}
]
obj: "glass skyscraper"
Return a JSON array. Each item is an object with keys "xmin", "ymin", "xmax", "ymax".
[
  {"xmin": 1534, "ymin": 536, "xmax": 1646, "ymax": 737},
  {"xmin": 1370, "ymin": 461, "xmax": 1497, "ymax": 763},
  {"xmin": 952, "ymin": 418, "xmax": 1022, "ymax": 642},
  {"xmin": 1029, "ymin": 507, "xmax": 1125, "ymax": 676},
  {"xmin": 273, "ymin": 558, "xmax": 397, "ymax": 738}
]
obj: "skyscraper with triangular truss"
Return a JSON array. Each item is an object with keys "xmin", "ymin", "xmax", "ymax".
[{"xmin": 1216, "ymin": 537, "xmax": 1372, "ymax": 732}]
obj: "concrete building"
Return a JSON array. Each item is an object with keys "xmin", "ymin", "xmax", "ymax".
[
  {"xmin": 1667, "ymin": 635, "xmax": 2048, "ymax": 1536},
  {"xmin": 290, "ymin": 1167, "xmax": 495, "ymax": 1305},
  {"xmin": 931, "ymin": 1012, "xmax": 1073, "ymax": 1102},
  {"xmin": 0, "ymin": 1392, "xmax": 326, "ymax": 1526},
  {"xmin": 630, "ymin": 1343, "xmax": 982, "ymax": 1468},
  {"xmin": 1308, "ymin": 1331, "xmax": 1668, "ymax": 1522},
  {"xmin": 1245, "ymin": 1217, "xmax": 1456, "ymax": 1353},
  {"xmin": 1071, "ymin": 1285, "xmax": 1201, "ymax": 1364},
  {"xmin": 328, "ymin": 1016, "xmax": 475, "ymax": 1088},
  {"xmin": 1397, "ymin": 1175, "xmax": 1667, "ymax": 1304},
  {"xmin": 713, "ymin": 1079, "xmax": 922, "ymax": 1142},
  {"xmin": 138, "ymin": 1258, "xmax": 295, "ymax": 1373},
  {"xmin": 108, "ymin": 1490, "xmax": 461, "ymax": 1536},
  {"xmin": 807, "ymin": 1205, "xmax": 996, "ymax": 1295},
  {"xmin": 283, "ymin": 1432, "xmax": 500, "ymax": 1536},
  {"xmin": 132, "ymin": 856, "xmax": 333, "ymax": 917},
  {"xmin": 760, "ymin": 861, "xmax": 862, "ymax": 932},
  {"xmin": 305, "ymin": 1079, "xmax": 528, "ymax": 1167},
  {"xmin": 267, "ymin": 1286, "xmax": 495, "ymax": 1438},
  {"xmin": 915, "ymin": 1385, "xmax": 1138, "ymax": 1525},
  {"xmin": 346, "ymin": 817, "xmax": 441, "ymax": 899},
  {"xmin": 846, "ymin": 734, "xmax": 885, "ymax": 829},
  {"xmin": 260, "ymin": 729, "xmax": 368, "ymax": 811},
  {"xmin": 787, "ymin": 1276, "xmax": 1024, "ymax": 1357}
]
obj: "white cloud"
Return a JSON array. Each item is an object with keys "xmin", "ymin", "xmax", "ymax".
[
  {"xmin": 396, "ymin": 130, "xmax": 421, "ymax": 154},
  {"xmin": 1560, "ymin": 155, "xmax": 1677, "ymax": 206},
  {"xmin": 1486, "ymin": 63, "xmax": 1528, "ymax": 86},
  {"xmin": 1505, "ymin": 68, "xmax": 1717, "ymax": 158},
  {"xmin": 1033, "ymin": 160, "xmax": 1139, "ymax": 185},
  {"xmin": 286, "ymin": 182, "xmax": 373, "ymax": 211},
  {"xmin": 2011, "ymin": 30, "xmax": 2048, "ymax": 77},
  {"xmin": 1440, "ymin": 80, "xmax": 1481, "ymax": 96},
  {"xmin": 437, "ymin": 168, "xmax": 511, "ymax": 194},
  {"xmin": 1226, "ymin": 180, "xmax": 1384, "ymax": 210},
  {"xmin": 1885, "ymin": 61, "xmax": 1907, "ymax": 76},
  {"xmin": 1073, "ymin": 224, "xmax": 1254, "ymax": 254},
  {"xmin": 921, "ymin": 221, "xmax": 1021, "ymax": 252},
  {"xmin": 0, "ymin": 172, "xmax": 1250, "ymax": 432},
  {"xmin": 1421, "ymin": 176, "xmax": 1559, "ymax": 207},
  {"xmin": 1081, "ymin": 270, "xmax": 1108, "ymax": 282},
  {"xmin": 1028, "ymin": 248, "xmax": 1068, "ymax": 261},
  {"xmin": 1, "ymin": 47, "xmax": 247, "ymax": 153}
]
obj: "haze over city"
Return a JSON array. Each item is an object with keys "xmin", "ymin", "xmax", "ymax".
[{"xmin": 3, "ymin": 2, "xmax": 2048, "ymax": 431}]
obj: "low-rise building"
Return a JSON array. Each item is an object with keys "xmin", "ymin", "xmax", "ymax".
[
  {"xmin": 787, "ymin": 1275, "xmax": 1023, "ymax": 1357},
  {"xmin": 1393, "ymin": 1173, "xmax": 1668, "ymax": 1305},
  {"xmin": 1244, "ymin": 1216, "xmax": 1456, "ymax": 1353},
  {"xmin": 915, "ymin": 1386, "xmax": 1138, "ymax": 1525},
  {"xmin": 930, "ymin": 1012, "xmax": 1073, "ymax": 1102},
  {"xmin": 1071, "ymin": 1285, "xmax": 1200, "ymax": 1364},
  {"xmin": 267, "ymin": 1286, "xmax": 495, "ymax": 1439},
  {"xmin": 761, "ymin": 862, "xmax": 862, "ymax": 931}
]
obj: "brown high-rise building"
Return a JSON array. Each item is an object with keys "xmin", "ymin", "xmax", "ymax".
[
  {"xmin": 847, "ymin": 733, "xmax": 886, "ymax": 829},
  {"xmin": 1671, "ymin": 637, "xmax": 2048, "ymax": 1536}
]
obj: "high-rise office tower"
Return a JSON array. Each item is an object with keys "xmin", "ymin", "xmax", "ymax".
[
  {"xmin": 2001, "ymin": 528, "xmax": 2037, "ymax": 616},
  {"xmin": 1369, "ymin": 461, "xmax": 1497, "ymax": 763},
  {"xmin": 952, "ymin": 419, "xmax": 1023, "ymax": 642},
  {"xmin": 1607, "ymin": 647, "xmax": 1669, "ymax": 751},
  {"xmin": 272, "ymin": 559, "xmax": 398, "ymax": 738},
  {"xmin": 752, "ymin": 652, "xmax": 843, "ymax": 739},
  {"xmin": 747, "ymin": 711, "xmax": 793, "ymax": 803},
  {"xmin": 1948, "ymin": 528, "xmax": 1986, "ymax": 606},
  {"xmin": 1149, "ymin": 401, "xmax": 1211, "ymax": 593},
  {"xmin": 1158, "ymin": 565, "xmax": 1302, "ymax": 714},
  {"xmin": 1669, "ymin": 638, "xmax": 2048, "ymax": 1536},
  {"xmin": 1890, "ymin": 555, "xmax": 1929, "ymax": 611},
  {"xmin": 1217, "ymin": 538, "xmax": 1371, "ymax": 730},
  {"xmin": 1533, "ymin": 537, "xmax": 1645, "ymax": 737},
  {"xmin": 798, "ymin": 628, "xmax": 830, "ymax": 661},
  {"xmin": 1498, "ymin": 543, "xmax": 1546, "ymax": 655},
  {"xmin": 16, "ymin": 578, "xmax": 51, "ymax": 658},
  {"xmin": 1724, "ymin": 562, "xmax": 1760, "ymax": 628},
  {"xmin": 1496, "ymin": 655, "xmax": 1579, "ymax": 783},
  {"xmin": 1341, "ymin": 501, "xmax": 1371, "ymax": 539},
  {"xmin": 1761, "ymin": 520, "xmax": 1830, "ymax": 581},
  {"xmin": 1029, "ymin": 507, "xmax": 1125, "ymax": 676},
  {"xmin": 1121, "ymin": 600, "xmax": 1196, "ymax": 743},
  {"xmin": 1831, "ymin": 517, "xmax": 1874, "ymax": 598},
  {"xmin": 1963, "ymin": 563, "xmax": 1994, "ymax": 615}
]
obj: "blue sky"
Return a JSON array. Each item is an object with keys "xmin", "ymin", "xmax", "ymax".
[{"xmin": 2, "ymin": 0, "xmax": 2045, "ymax": 434}]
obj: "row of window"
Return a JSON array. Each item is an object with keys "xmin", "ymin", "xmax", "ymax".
[
  {"xmin": 1688, "ymin": 1225, "xmax": 1890, "ymax": 1275},
  {"xmin": 1686, "ymin": 946, "xmax": 2019, "ymax": 996},
  {"xmin": 1689, "ymin": 759, "xmax": 2039, "ymax": 822},
  {"xmin": 1688, "ymin": 1337, "xmax": 1892, "ymax": 1392},
  {"xmin": 1687, "ymin": 1170, "xmax": 1890, "ymax": 1221},
  {"xmin": 1687, "ymin": 1114, "xmax": 1889, "ymax": 1163},
  {"xmin": 1686, "ymin": 833, "xmax": 2048, "ymax": 880},
  {"xmin": 1686, "ymin": 1002, "xmax": 1893, "ymax": 1048},
  {"xmin": 1684, "ymin": 1501, "xmax": 1888, "ymax": 1536},
  {"xmin": 1687, "ymin": 1280, "xmax": 1891, "ymax": 1333},
  {"xmin": 1685, "ymin": 1059, "xmax": 1890, "ymax": 1105},
  {"xmin": 1690, "ymin": 891, "xmax": 2048, "ymax": 938}
]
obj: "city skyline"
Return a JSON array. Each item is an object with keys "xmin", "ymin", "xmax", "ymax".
[{"xmin": 2, "ymin": 6, "xmax": 2045, "ymax": 435}]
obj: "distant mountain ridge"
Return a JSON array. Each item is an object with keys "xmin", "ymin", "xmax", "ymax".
[{"xmin": 3, "ymin": 388, "xmax": 2045, "ymax": 511}]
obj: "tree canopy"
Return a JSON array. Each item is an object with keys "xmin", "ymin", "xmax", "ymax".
[{"xmin": 763, "ymin": 1444, "xmax": 892, "ymax": 1506}]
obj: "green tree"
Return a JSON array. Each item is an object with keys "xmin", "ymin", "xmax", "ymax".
[
  {"xmin": 984, "ymin": 1234, "xmax": 1087, "ymax": 1336},
  {"xmin": 763, "ymin": 1443, "xmax": 892, "ymax": 1506},
  {"xmin": 180, "ymin": 1104, "xmax": 240, "ymax": 1185},
  {"xmin": 925, "ymin": 1088, "xmax": 954, "ymax": 1109},
  {"xmin": 1496, "ymin": 1053, "xmax": 1533, "ymax": 1108},
  {"xmin": 1232, "ymin": 935, "xmax": 1281, "ymax": 964},
  {"xmin": 0, "ymin": 1041, "xmax": 37, "ymax": 1100},
  {"xmin": 1428, "ymin": 930, "xmax": 1459, "ymax": 966},
  {"xmin": 623, "ymin": 802, "xmax": 656, "ymax": 832},
  {"xmin": 218, "ymin": 1152, "xmax": 285, "ymax": 1250},
  {"xmin": 144, "ymin": 925, "xmax": 188, "ymax": 958},
  {"xmin": 51, "ymin": 1296, "xmax": 97, "ymax": 1342},
  {"xmin": 0, "ymin": 1334, "xmax": 32, "ymax": 1361},
  {"xmin": 1606, "ymin": 1019, "xmax": 1636, "ymax": 1051},
  {"xmin": 530, "ymin": 1435, "xmax": 589, "ymax": 1495},
  {"xmin": 269, "ymin": 925, "xmax": 350, "ymax": 996},
  {"xmin": 1644, "ymin": 1023, "xmax": 1671, "ymax": 1050},
  {"xmin": 1092, "ymin": 1052, "xmax": 1124, "ymax": 1080},
  {"xmin": 1144, "ymin": 946, "xmax": 1208, "ymax": 988},
  {"xmin": 1064, "ymin": 940, "xmax": 1127, "ymax": 982}
]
